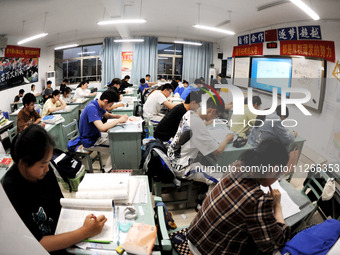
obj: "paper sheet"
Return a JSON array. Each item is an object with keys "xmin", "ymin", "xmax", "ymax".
[
  {"xmin": 261, "ymin": 181, "xmax": 301, "ymax": 219},
  {"xmin": 208, "ymin": 127, "xmax": 234, "ymax": 144}
]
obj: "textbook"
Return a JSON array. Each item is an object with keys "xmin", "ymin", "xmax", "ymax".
[
  {"xmin": 55, "ymin": 198, "xmax": 114, "ymax": 242},
  {"xmin": 42, "ymin": 114, "xmax": 64, "ymax": 124}
]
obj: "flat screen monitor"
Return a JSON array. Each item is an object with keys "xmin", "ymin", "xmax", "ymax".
[{"xmin": 250, "ymin": 57, "xmax": 292, "ymax": 96}]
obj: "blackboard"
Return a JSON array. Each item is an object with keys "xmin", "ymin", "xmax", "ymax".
[
  {"xmin": 291, "ymin": 58, "xmax": 325, "ymax": 112},
  {"xmin": 233, "ymin": 57, "xmax": 250, "ymax": 88}
]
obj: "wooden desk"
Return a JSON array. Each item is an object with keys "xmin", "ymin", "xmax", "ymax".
[
  {"xmin": 111, "ymin": 104, "xmax": 134, "ymax": 116},
  {"xmin": 66, "ymin": 175, "xmax": 159, "ymax": 254},
  {"xmin": 54, "ymin": 105, "xmax": 79, "ymax": 126},
  {"xmin": 109, "ymin": 122, "xmax": 142, "ymax": 170},
  {"xmin": 45, "ymin": 122, "xmax": 67, "ymax": 151}
]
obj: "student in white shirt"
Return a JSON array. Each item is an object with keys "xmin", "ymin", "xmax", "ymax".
[
  {"xmin": 60, "ymin": 87, "xmax": 75, "ymax": 104},
  {"xmin": 41, "ymin": 90, "xmax": 66, "ymax": 117},
  {"xmin": 143, "ymin": 83, "xmax": 176, "ymax": 124},
  {"xmin": 73, "ymin": 81, "xmax": 97, "ymax": 100},
  {"xmin": 30, "ymin": 84, "xmax": 41, "ymax": 96}
]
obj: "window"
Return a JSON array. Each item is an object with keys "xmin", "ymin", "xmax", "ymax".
[
  {"xmin": 157, "ymin": 43, "xmax": 183, "ymax": 80},
  {"xmin": 55, "ymin": 44, "xmax": 102, "ymax": 85}
]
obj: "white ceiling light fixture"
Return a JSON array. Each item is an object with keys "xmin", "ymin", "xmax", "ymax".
[
  {"xmin": 97, "ymin": 19, "xmax": 146, "ymax": 25},
  {"xmin": 290, "ymin": 0, "xmax": 320, "ymax": 20},
  {"xmin": 18, "ymin": 13, "xmax": 49, "ymax": 45},
  {"xmin": 193, "ymin": 25, "xmax": 235, "ymax": 35},
  {"xmin": 174, "ymin": 40, "xmax": 202, "ymax": 46},
  {"xmin": 114, "ymin": 38, "xmax": 144, "ymax": 43},
  {"xmin": 54, "ymin": 44, "xmax": 79, "ymax": 50}
]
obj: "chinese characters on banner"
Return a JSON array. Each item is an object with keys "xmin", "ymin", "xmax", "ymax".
[
  {"xmin": 121, "ymin": 51, "xmax": 132, "ymax": 71},
  {"xmin": 238, "ymin": 35, "xmax": 250, "ymax": 46},
  {"xmin": 5, "ymin": 45, "xmax": 40, "ymax": 58},
  {"xmin": 232, "ymin": 43, "xmax": 263, "ymax": 57},
  {"xmin": 280, "ymin": 40, "xmax": 335, "ymax": 62},
  {"xmin": 250, "ymin": 32, "xmax": 265, "ymax": 44},
  {"xmin": 277, "ymin": 27, "xmax": 298, "ymax": 41},
  {"xmin": 298, "ymin": 25, "xmax": 322, "ymax": 40}
]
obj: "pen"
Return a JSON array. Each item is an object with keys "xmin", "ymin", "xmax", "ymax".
[{"xmin": 83, "ymin": 239, "xmax": 111, "ymax": 244}]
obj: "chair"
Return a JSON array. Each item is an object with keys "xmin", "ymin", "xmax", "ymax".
[
  {"xmin": 7, "ymin": 125, "xmax": 17, "ymax": 144},
  {"xmin": 62, "ymin": 119, "xmax": 103, "ymax": 173}
]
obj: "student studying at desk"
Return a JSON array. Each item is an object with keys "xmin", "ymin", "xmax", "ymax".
[
  {"xmin": 1, "ymin": 125, "xmax": 107, "ymax": 254},
  {"xmin": 41, "ymin": 90, "xmax": 66, "ymax": 117},
  {"xmin": 13, "ymin": 89, "xmax": 25, "ymax": 111},
  {"xmin": 187, "ymin": 138, "xmax": 290, "ymax": 255},
  {"xmin": 73, "ymin": 81, "xmax": 97, "ymax": 100}
]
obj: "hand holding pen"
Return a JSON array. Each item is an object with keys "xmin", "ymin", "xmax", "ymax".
[{"xmin": 81, "ymin": 214, "xmax": 107, "ymax": 238}]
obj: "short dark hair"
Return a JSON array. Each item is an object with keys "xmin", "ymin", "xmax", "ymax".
[
  {"xmin": 63, "ymin": 79, "xmax": 68, "ymax": 83},
  {"xmin": 183, "ymin": 80, "xmax": 189, "ymax": 85},
  {"xmin": 11, "ymin": 125, "xmax": 55, "ymax": 167},
  {"xmin": 78, "ymin": 81, "xmax": 88, "ymax": 88},
  {"xmin": 47, "ymin": 80, "xmax": 52, "ymax": 85},
  {"xmin": 140, "ymin": 78, "xmax": 145, "ymax": 84},
  {"xmin": 218, "ymin": 73, "xmax": 224, "ymax": 78},
  {"xmin": 185, "ymin": 91, "xmax": 201, "ymax": 104},
  {"xmin": 276, "ymin": 105, "xmax": 289, "ymax": 118},
  {"xmin": 31, "ymin": 84, "xmax": 35, "ymax": 89},
  {"xmin": 146, "ymin": 74, "xmax": 151, "ymax": 78},
  {"xmin": 194, "ymin": 78, "xmax": 202, "ymax": 84},
  {"xmin": 110, "ymin": 78, "xmax": 122, "ymax": 86},
  {"xmin": 19, "ymin": 89, "xmax": 25, "ymax": 95},
  {"xmin": 207, "ymin": 95, "xmax": 225, "ymax": 115},
  {"xmin": 100, "ymin": 89, "xmax": 120, "ymax": 103},
  {"xmin": 124, "ymin": 75, "xmax": 130, "ymax": 80},
  {"xmin": 244, "ymin": 96, "xmax": 262, "ymax": 106},
  {"xmin": 160, "ymin": 83, "xmax": 174, "ymax": 91},
  {"xmin": 52, "ymin": 90, "xmax": 60, "ymax": 97},
  {"xmin": 63, "ymin": 87, "xmax": 72, "ymax": 95},
  {"xmin": 174, "ymin": 76, "xmax": 181, "ymax": 81},
  {"xmin": 23, "ymin": 93, "xmax": 36, "ymax": 107}
]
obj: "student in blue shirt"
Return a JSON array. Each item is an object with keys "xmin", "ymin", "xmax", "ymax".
[
  {"xmin": 180, "ymin": 79, "xmax": 203, "ymax": 100},
  {"xmin": 79, "ymin": 90, "xmax": 128, "ymax": 171},
  {"xmin": 139, "ymin": 78, "xmax": 149, "ymax": 94},
  {"xmin": 174, "ymin": 80, "xmax": 189, "ymax": 98}
]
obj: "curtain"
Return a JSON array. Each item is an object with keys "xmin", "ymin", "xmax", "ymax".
[
  {"xmin": 182, "ymin": 41, "xmax": 213, "ymax": 84},
  {"xmin": 100, "ymin": 38, "xmax": 122, "ymax": 87},
  {"xmin": 131, "ymin": 36, "xmax": 158, "ymax": 84}
]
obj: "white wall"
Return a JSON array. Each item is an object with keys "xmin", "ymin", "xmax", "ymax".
[{"xmin": 218, "ymin": 20, "xmax": 340, "ymax": 161}]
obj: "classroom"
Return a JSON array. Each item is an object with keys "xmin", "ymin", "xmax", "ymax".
[{"xmin": 1, "ymin": 0, "xmax": 340, "ymax": 254}]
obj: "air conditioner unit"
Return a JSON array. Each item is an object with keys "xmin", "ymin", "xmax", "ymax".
[
  {"xmin": 46, "ymin": 71, "xmax": 56, "ymax": 89},
  {"xmin": 0, "ymin": 37, "xmax": 8, "ymax": 49}
]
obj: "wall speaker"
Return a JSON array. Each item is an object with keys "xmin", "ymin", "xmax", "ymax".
[{"xmin": 218, "ymin": 52, "xmax": 223, "ymax": 59}]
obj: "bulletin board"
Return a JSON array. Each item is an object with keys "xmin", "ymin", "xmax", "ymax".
[
  {"xmin": 291, "ymin": 58, "xmax": 325, "ymax": 113},
  {"xmin": 233, "ymin": 57, "xmax": 250, "ymax": 88}
]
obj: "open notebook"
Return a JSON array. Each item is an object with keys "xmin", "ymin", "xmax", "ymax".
[{"xmin": 261, "ymin": 181, "xmax": 301, "ymax": 219}]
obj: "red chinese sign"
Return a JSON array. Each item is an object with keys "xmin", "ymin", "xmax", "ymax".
[
  {"xmin": 5, "ymin": 45, "xmax": 40, "ymax": 58},
  {"xmin": 232, "ymin": 43, "xmax": 263, "ymax": 57},
  {"xmin": 280, "ymin": 40, "xmax": 335, "ymax": 62},
  {"xmin": 121, "ymin": 51, "xmax": 132, "ymax": 71}
]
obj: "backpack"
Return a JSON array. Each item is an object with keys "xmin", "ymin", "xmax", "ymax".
[{"xmin": 50, "ymin": 148, "xmax": 83, "ymax": 192}]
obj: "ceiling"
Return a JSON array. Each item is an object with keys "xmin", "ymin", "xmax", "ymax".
[{"xmin": 0, "ymin": 0, "xmax": 339, "ymax": 48}]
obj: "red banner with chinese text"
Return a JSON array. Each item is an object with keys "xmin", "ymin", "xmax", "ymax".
[
  {"xmin": 280, "ymin": 40, "xmax": 335, "ymax": 62},
  {"xmin": 5, "ymin": 45, "xmax": 40, "ymax": 58},
  {"xmin": 232, "ymin": 43, "xmax": 263, "ymax": 57}
]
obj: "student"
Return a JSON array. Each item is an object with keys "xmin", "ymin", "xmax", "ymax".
[
  {"xmin": 120, "ymin": 75, "xmax": 133, "ymax": 92},
  {"xmin": 43, "ymin": 80, "xmax": 53, "ymax": 102},
  {"xmin": 41, "ymin": 90, "xmax": 66, "ymax": 117},
  {"xmin": 154, "ymin": 91, "xmax": 201, "ymax": 141},
  {"xmin": 60, "ymin": 87, "xmax": 75, "ymax": 104},
  {"xmin": 59, "ymin": 79, "xmax": 68, "ymax": 92},
  {"xmin": 174, "ymin": 80, "xmax": 189, "ymax": 98},
  {"xmin": 17, "ymin": 93, "xmax": 45, "ymax": 132},
  {"xmin": 171, "ymin": 76, "xmax": 181, "ymax": 91},
  {"xmin": 248, "ymin": 105, "xmax": 298, "ymax": 149},
  {"xmin": 230, "ymin": 96, "xmax": 262, "ymax": 138},
  {"xmin": 139, "ymin": 78, "xmax": 149, "ymax": 94},
  {"xmin": 180, "ymin": 78, "xmax": 202, "ymax": 100},
  {"xmin": 73, "ymin": 81, "xmax": 97, "ymax": 100},
  {"xmin": 106, "ymin": 78, "xmax": 124, "ymax": 111},
  {"xmin": 13, "ymin": 89, "xmax": 25, "ymax": 111},
  {"xmin": 167, "ymin": 95, "xmax": 234, "ymax": 185},
  {"xmin": 187, "ymin": 138, "xmax": 290, "ymax": 255},
  {"xmin": 217, "ymin": 73, "xmax": 228, "ymax": 84},
  {"xmin": 143, "ymin": 83, "xmax": 176, "ymax": 123},
  {"xmin": 30, "ymin": 84, "xmax": 41, "ymax": 96},
  {"xmin": 78, "ymin": 90, "xmax": 128, "ymax": 172},
  {"xmin": 145, "ymin": 74, "xmax": 157, "ymax": 86},
  {"xmin": 2, "ymin": 125, "xmax": 107, "ymax": 254}
]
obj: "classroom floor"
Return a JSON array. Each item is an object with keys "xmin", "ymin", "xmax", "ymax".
[{"xmin": 59, "ymin": 148, "xmax": 325, "ymax": 230}]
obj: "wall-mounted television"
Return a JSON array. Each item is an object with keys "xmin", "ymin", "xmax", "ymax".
[{"xmin": 250, "ymin": 57, "xmax": 292, "ymax": 96}]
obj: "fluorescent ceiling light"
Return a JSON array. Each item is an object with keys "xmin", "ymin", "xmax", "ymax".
[
  {"xmin": 114, "ymin": 39, "xmax": 144, "ymax": 43},
  {"xmin": 18, "ymin": 33, "xmax": 48, "ymax": 45},
  {"xmin": 78, "ymin": 51, "xmax": 95, "ymax": 54},
  {"xmin": 174, "ymin": 40, "xmax": 202, "ymax": 46},
  {"xmin": 164, "ymin": 49, "xmax": 182, "ymax": 52},
  {"xmin": 97, "ymin": 19, "xmax": 146, "ymax": 25},
  {"xmin": 193, "ymin": 25, "xmax": 235, "ymax": 35},
  {"xmin": 55, "ymin": 44, "xmax": 79, "ymax": 50},
  {"xmin": 290, "ymin": 0, "xmax": 320, "ymax": 20}
]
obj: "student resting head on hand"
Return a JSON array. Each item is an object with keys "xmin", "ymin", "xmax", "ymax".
[{"xmin": 1, "ymin": 125, "xmax": 107, "ymax": 254}]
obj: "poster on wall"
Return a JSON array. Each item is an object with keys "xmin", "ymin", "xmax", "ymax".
[
  {"xmin": 121, "ymin": 51, "xmax": 132, "ymax": 72},
  {"xmin": 0, "ymin": 57, "xmax": 39, "ymax": 91}
]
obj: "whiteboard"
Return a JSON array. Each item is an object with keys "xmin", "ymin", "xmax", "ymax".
[
  {"xmin": 233, "ymin": 57, "xmax": 250, "ymax": 88},
  {"xmin": 291, "ymin": 58, "xmax": 325, "ymax": 112}
]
